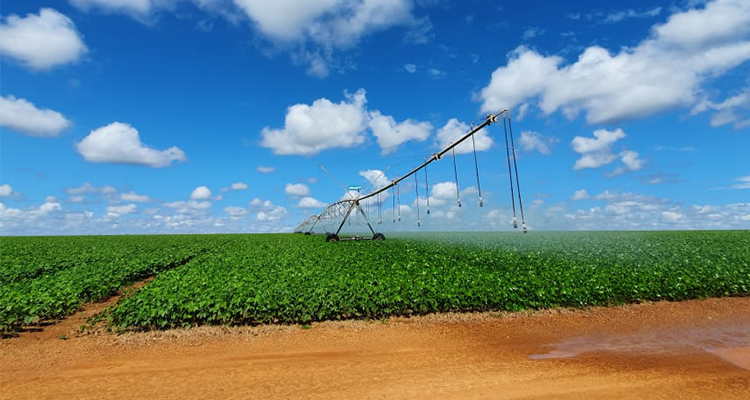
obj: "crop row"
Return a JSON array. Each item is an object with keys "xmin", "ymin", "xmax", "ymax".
[
  {"xmin": 108, "ymin": 231, "xmax": 750, "ymax": 330},
  {"xmin": 0, "ymin": 235, "xmax": 219, "ymax": 335}
]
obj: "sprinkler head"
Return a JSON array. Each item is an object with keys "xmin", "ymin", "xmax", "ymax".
[
  {"xmin": 522, "ymin": 223, "xmax": 528, "ymax": 233},
  {"xmin": 458, "ymin": 200, "xmax": 462, "ymax": 207},
  {"xmin": 479, "ymin": 198, "xmax": 483, "ymax": 207},
  {"xmin": 513, "ymin": 217, "xmax": 518, "ymax": 229},
  {"xmin": 417, "ymin": 220, "xmax": 421, "ymax": 226},
  {"xmin": 427, "ymin": 208, "xmax": 430, "ymax": 215}
]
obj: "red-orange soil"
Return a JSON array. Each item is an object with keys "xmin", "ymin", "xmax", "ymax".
[{"xmin": 2, "ymin": 297, "xmax": 749, "ymax": 399}]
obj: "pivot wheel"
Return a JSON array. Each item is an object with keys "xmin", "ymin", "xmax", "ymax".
[
  {"xmin": 372, "ymin": 233, "xmax": 386, "ymax": 241},
  {"xmin": 325, "ymin": 233, "xmax": 340, "ymax": 242}
]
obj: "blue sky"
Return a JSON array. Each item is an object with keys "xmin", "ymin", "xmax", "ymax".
[{"xmin": 1, "ymin": 0, "xmax": 749, "ymax": 235}]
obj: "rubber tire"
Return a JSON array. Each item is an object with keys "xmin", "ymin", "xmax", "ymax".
[
  {"xmin": 304, "ymin": 232, "xmax": 311, "ymax": 236},
  {"xmin": 372, "ymin": 233, "xmax": 386, "ymax": 241},
  {"xmin": 325, "ymin": 233, "xmax": 340, "ymax": 242}
]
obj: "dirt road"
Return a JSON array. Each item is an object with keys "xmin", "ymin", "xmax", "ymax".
[{"xmin": 2, "ymin": 297, "xmax": 749, "ymax": 399}]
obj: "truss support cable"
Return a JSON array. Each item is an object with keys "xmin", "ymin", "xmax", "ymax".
[
  {"xmin": 425, "ymin": 166, "xmax": 431, "ymax": 214},
  {"xmin": 471, "ymin": 133, "xmax": 484, "ymax": 207},
  {"xmin": 415, "ymin": 174, "xmax": 421, "ymax": 226},
  {"xmin": 503, "ymin": 115, "xmax": 518, "ymax": 228},
  {"xmin": 452, "ymin": 148, "xmax": 462, "ymax": 207},
  {"xmin": 507, "ymin": 113, "xmax": 527, "ymax": 233},
  {"xmin": 378, "ymin": 192, "xmax": 382, "ymax": 224},
  {"xmin": 392, "ymin": 186, "xmax": 396, "ymax": 222},
  {"xmin": 397, "ymin": 184, "xmax": 401, "ymax": 221}
]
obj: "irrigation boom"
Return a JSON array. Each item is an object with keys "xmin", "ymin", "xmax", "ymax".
[{"xmin": 294, "ymin": 109, "xmax": 527, "ymax": 241}]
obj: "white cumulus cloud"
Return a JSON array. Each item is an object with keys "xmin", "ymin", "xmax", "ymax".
[
  {"xmin": 297, "ymin": 196, "xmax": 327, "ymax": 208},
  {"xmin": 518, "ymin": 131, "xmax": 559, "ymax": 155},
  {"xmin": 256, "ymin": 165, "xmax": 275, "ymax": 173},
  {"xmin": 359, "ymin": 169, "xmax": 391, "ymax": 190},
  {"xmin": 224, "ymin": 206, "xmax": 248, "ymax": 219},
  {"xmin": 0, "ymin": 95, "xmax": 71, "ymax": 137},
  {"xmin": 571, "ymin": 189, "xmax": 591, "ymax": 200},
  {"xmin": 730, "ymin": 175, "xmax": 750, "ymax": 189},
  {"xmin": 285, "ymin": 183, "xmax": 310, "ymax": 196},
  {"xmin": 106, "ymin": 203, "xmax": 137, "ymax": 215},
  {"xmin": 120, "ymin": 191, "xmax": 151, "ymax": 202},
  {"xmin": 261, "ymin": 89, "xmax": 368, "ymax": 155},
  {"xmin": 368, "ymin": 110, "xmax": 432, "ymax": 154},
  {"xmin": 190, "ymin": 186, "xmax": 212, "ymax": 200},
  {"xmin": 76, "ymin": 122, "xmax": 187, "ymax": 168},
  {"xmin": 436, "ymin": 118, "xmax": 493, "ymax": 155},
  {"xmin": 0, "ymin": 8, "xmax": 87, "ymax": 70},
  {"xmin": 0, "ymin": 184, "xmax": 18, "ymax": 198},
  {"xmin": 70, "ymin": 0, "xmax": 153, "ymax": 15},
  {"xmin": 571, "ymin": 129, "xmax": 626, "ymax": 170},
  {"xmin": 610, "ymin": 150, "xmax": 645, "ymax": 176},
  {"xmin": 479, "ymin": 0, "xmax": 750, "ymax": 124}
]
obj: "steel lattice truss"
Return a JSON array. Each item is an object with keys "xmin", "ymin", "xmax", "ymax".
[{"xmin": 293, "ymin": 109, "xmax": 526, "ymax": 241}]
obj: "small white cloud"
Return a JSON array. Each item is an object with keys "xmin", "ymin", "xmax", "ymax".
[
  {"xmin": 604, "ymin": 7, "xmax": 662, "ymax": 24},
  {"xmin": 662, "ymin": 210, "xmax": 684, "ymax": 222},
  {"xmin": 38, "ymin": 201, "xmax": 62, "ymax": 215},
  {"xmin": 120, "ymin": 191, "xmax": 150, "ymax": 202},
  {"xmin": 285, "ymin": 183, "xmax": 310, "ymax": 196},
  {"xmin": 106, "ymin": 203, "xmax": 137, "ymax": 215},
  {"xmin": 256, "ymin": 165, "xmax": 275, "ymax": 173},
  {"xmin": 571, "ymin": 189, "xmax": 591, "ymax": 200},
  {"xmin": 426, "ymin": 68, "xmax": 446, "ymax": 80},
  {"xmin": 257, "ymin": 205, "xmax": 287, "ymax": 222},
  {"xmin": 66, "ymin": 182, "xmax": 98, "ymax": 195},
  {"xmin": 0, "ymin": 95, "xmax": 71, "ymax": 137},
  {"xmin": 101, "ymin": 185, "xmax": 117, "ymax": 194},
  {"xmin": 359, "ymin": 169, "xmax": 391, "ymax": 190},
  {"xmin": 297, "ymin": 196, "xmax": 327, "ymax": 208},
  {"xmin": 519, "ymin": 131, "xmax": 559, "ymax": 155},
  {"xmin": 730, "ymin": 174, "xmax": 750, "ymax": 189},
  {"xmin": 70, "ymin": 0, "xmax": 152, "ymax": 16},
  {"xmin": 610, "ymin": 150, "xmax": 645, "ymax": 176},
  {"xmin": 368, "ymin": 110, "xmax": 432, "ymax": 155},
  {"xmin": 522, "ymin": 26, "xmax": 545, "ymax": 40},
  {"xmin": 231, "ymin": 182, "xmax": 248, "ymax": 190},
  {"xmin": 190, "ymin": 186, "xmax": 212, "ymax": 200},
  {"xmin": 404, "ymin": 63, "xmax": 417, "ymax": 73},
  {"xmin": 0, "ymin": 184, "xmax": 17, "ymax": 198},
  {"xmin": 76, "ymin": 122, "xmax": 186, "ymax": 168},
  {"xmin": 224, "ymin": 206, "xmax": 248, "ymax": 219},
  {"xmin": 572, "ymin": 129, "xmax": 626, "ymax": 170},
  {"xmin": 0, "ymin": 8, "xmax": 87, "ymax": 70},
  {"xmin": 163, "ymin": 200, "xmax": 211, "ymax": 212},
  {"xmin": 403, "ymin": 16, "xmax": 434, "ymax": 44},
  {"xmin": 436, "ymin": 118, "xmax": 493, "ymax": 155},
  {"xmin": 261, "ymin": 89, "xmax": 368, "ymax": 155},
  {"xmin": 693, "ymin": 86, "xmax": 750, "ymax": 130}
]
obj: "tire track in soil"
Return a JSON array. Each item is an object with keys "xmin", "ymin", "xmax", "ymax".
[{"xmin": 10, "ymin": 277, "xmax": 155, "ymax": 343}]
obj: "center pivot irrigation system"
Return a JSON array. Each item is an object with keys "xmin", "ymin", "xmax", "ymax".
[{"xmin": 294, "ymin": 109, "xmax": 526, "ymax": 242}]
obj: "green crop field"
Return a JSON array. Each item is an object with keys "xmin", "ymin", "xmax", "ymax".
[{"xmin": 1, "ymin": 231, "xmax": 749, "ymax": 334}]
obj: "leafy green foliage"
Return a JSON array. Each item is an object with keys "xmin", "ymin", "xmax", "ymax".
[
  {"xmin": 0, "ymin": 235, "xmax": 215, "ymax": 335},
  {"xmin": 106, "ymin": 231, "xmax": 750, "ymax": 331},
  {"xmin": 2, "ymin": 232, "xmax": 748, "ymax": 334}
]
